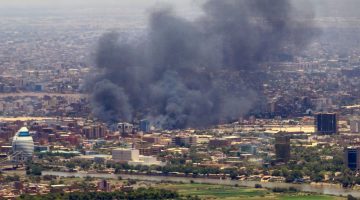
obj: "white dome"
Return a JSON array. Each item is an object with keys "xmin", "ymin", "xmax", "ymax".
[{"xmin": 12, "ymin": 127, "xmax": 34, "ymax": 160}]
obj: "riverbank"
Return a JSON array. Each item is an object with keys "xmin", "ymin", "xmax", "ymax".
[
  {"xmin": 154, "ymin": 183, "xmax": 344, "ymax": 200},
  {"xmin": 42, "ymin": 171, "xmax": 360, "ymax": 198}
]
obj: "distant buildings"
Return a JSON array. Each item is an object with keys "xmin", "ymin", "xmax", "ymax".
[
  {"xmin": 97, "ymin": 179, "xmax": 111, "ymax": 192},
  {"xmin": 315, "ymin": 113, "xmax": 338, "ymax": 135},
  {"xmin": 209, "ymin": 139, "xmax": 230, "ymax": 148},
  {"xmin": 129, "ymin": 155, "xmax": 164, "ymax": 166},
  {"xmin": 275, "ymin": 135, "xmax": 290, "ymax": 163},
  {"xmin": 139, "ymin": 120, "xmax": 150, "ymax": 133},
  {"xmin": 83, "ymin": 125, "xmax": 107, "ymax": 139},
  {"xmin": 139, "ymin": 145, "xmax": 164, "ymax": 156},
  {"xmin": 239, "ymin": 144, "xmax": 257, "ymax": 155},
  {"xmin": 12, "ymin": 127, "xmax": 34, "ymax": 162},
  {"xmin": 118, "ymin": 123, "xmax": 134, "ymax": 137},
  {"xmin": 344, "ymin": 147, "xmax": 360, "ymax": 170},
  {"xmin": 171, "ymin": 135, "xmax": 197, "ymax": 147},
  {"xmin": 350, "ymin": 119, "xmax": 360, "ymax": 133}
]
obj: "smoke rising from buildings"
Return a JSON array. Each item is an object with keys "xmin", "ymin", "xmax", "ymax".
[{"xmin": 89, "ymin": 0, "xmax": 315, "ymax": 129}]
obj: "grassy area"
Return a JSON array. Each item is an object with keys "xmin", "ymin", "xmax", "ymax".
[
  {"xmin": 279, "ymin": 195, "xmax": 344, "ymax": 200},
  {"xmin": 155, "ymin": 183, "xmax": 345, "ymax": 200},
  {"xmin": 156, "ymin": 183, "xmax": 268, "ymax": 199}
]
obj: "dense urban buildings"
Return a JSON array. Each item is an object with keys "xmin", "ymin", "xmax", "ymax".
[{"xmin": 171, "ymin": 135, "xmax": 197, "ymax": 147}]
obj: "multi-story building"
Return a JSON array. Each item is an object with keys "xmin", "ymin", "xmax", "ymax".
[
  {"xmin": 142, "ymin": 135, "xmax": 161, "ymax": 144},
  {"xmin": 112, "ymin": 148, "xmax": 139, "ymax": 162},
  {"xmin": 239, "ymin": 144, "xmax": 257, "ymax": 155},
  {"xmin": 97, "ymin": 179, "xmax": 111, "ymax": 192},
  {"xmin": 171, "ymin": 135, "xmax": 197, "ymax": 147},
  {"xmin": 12, "ymin": 127, "xmax": 34, "ymax": 162},
  {"xmin": 139, "ymin": 145, "xmax": 164, "ymax": 156},
  {"xmin": 139, "ymin": 120, "xmax": 150, "ymax": 133},
  {"xmin": 209, "ymin": 138, "xmax": 230, "ymax": 148},
  {"xmin": 275, "ymin": 135, "xmax": 290, "ymax": 163},
  {"xmin": 118, "ymin": 123, "xmax": 133, "ymax": 137},
  {"xmin": 350, "ymin": 119, "xmax": 360, "ymax": 133},
  {"xmin": 345, "ymin": 147, "xmax": 360, "ymax": 170},
  {"xmin": 83, "ymin": 125, "xmax": 107, "ymax": 139},
  {"xmin": 315, "ymin": 113, "xmax": 338, "ymax": 135}
]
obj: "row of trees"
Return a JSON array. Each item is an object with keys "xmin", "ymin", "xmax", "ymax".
[
  {"xmin": 19, "ymin": 188, "xmax": 200, "ymax": 200},
  {"xmin": 106, "ymin": 162, "xmax": 232, "ymax": 178}
]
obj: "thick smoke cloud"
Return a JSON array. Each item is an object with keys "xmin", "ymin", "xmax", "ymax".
[{"xmin": 89, "ymin": 0, "xmax": 314, "ymax": 129}]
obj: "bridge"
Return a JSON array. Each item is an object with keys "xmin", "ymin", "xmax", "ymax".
[{"xmin": 0, "ymin": 152, "xmax": 26, "ymax": 169}]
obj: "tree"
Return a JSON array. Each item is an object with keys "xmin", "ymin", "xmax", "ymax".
[
  {"xmin": 5, "ymin": 175, "xmax": 20, "ymax": 182},
  {"xmin": 281, "ymin": 167, "xmax": 289, "ymax": 177},
  {"xmin": 230, "ymin": 171, "xmax": 239, "ymax": 180},
  {"xmin": 127, "ymin": 179, "xmax": 137, "ymax": 185},
  {"xmin": 341, "ymin": 169, "xmax": 355, "ymax": 188},
  {"xmin": 66, "ymin": 162, "xmax": 76, "ymax": 170},
  {"xmin": 29, "ymin": 175, "xmax": 41, "ymax": 183},
  {"xmin": 79, "ymin": 160, "xmax": 92, "ymax": 170},
  {"xmin": 26, "ymin": 165, "xmax": 43, "ymax": 176},
  {"xmin": 311, "ymin": 173, "xmax": 324, "ymax": 183},
  {"xmin": 78, "ymin": 180, "xmax": 96, "ymax": 192},
  {"xmin": 43, "ymin": 175, "xmax": 56, "ymax": 181},
  {"xmin": 271, "ymin": 169, "xmax": 282, "ymax": 177},
  {"xmin": 85, "ymin": 176, "xmax": 94, "ymax": 181}
]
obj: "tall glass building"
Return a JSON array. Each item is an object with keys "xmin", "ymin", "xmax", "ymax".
[
  {"xmin": 12, "ymin": 127, "xmax": 34, "ymax": 162},
  {"xmin": 315, "ymin": 113, "xmax": 338, "ymax": 135},
  {"xmin": 345, "ymin": 147, "xmax": 360, "ymax": 170}
]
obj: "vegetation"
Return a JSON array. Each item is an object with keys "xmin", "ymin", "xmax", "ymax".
[
  {"xmin": 26, "ymin": 164, "xmax": 43, "ymax": 176},
  {"xmin": 156, "ymin": 183, "xmax": 268, "ymax": 198},
  {"xmin": 4, "ymin": 174, "xmax": 20, "ymax": 182},
  {"xmin": 36, "ymin": 151, "xmax": 79, "ymax": 159},
  {"xmin": 154, "ymin": 183, "xmax": 344, "ymax": 200},
  {"xmin": 18, "ymin": 188, "xmax": 199, "ymax": 200}
]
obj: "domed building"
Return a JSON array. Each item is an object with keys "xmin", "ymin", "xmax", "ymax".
[{"xmin": 12, "ymin": 127, "xmax": 34, "ymax": 162}]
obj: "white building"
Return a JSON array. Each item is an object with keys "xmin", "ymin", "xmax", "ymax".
[
  {"xmin": 112, "ymin": 148, "xmax": 139, "ymax": 162},
  {"xmin": 12, "ymin": 127, "xmax": 34, "ymax": 162},
  {"xmin": 117, "ymin": 123, "xmax": 133, "ymax": 134},
  {"xmin": 350, "ymin": 120, "xmax": 360, "ymax": 133},
  {"xmin": 128, "ymin": 155, "xmax": 165, "ymax": 166},
  {"xmin": 112, "ymin": 148, "xmax": 164, "ymax": 166}
]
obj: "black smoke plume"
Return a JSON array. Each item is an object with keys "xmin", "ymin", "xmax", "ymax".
[{"xmin": 89, "ymin": 0, "xmax": 315, "ymax": 129}]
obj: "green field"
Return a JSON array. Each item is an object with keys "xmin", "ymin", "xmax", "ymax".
[
  {"xmin": 155, "ymin": 183, "xmax": 345, "ymax": 200},
  {"xmin": 279, "ymin": 195, "xmax": 343, "ymax": 200},
  {"xmin": 163, "ymin": 183, "xmax": 268, "ymax": 198}
]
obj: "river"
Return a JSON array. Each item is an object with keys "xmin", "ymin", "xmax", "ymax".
[{"xmin": 43, "ymin": 171, "xmax": 360, "ymax": 197}]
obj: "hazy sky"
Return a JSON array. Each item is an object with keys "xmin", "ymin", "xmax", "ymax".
[
  {"xmin": 1, "ymin": 0, "xmax": 360, "ymax": 18},
  {"xmin": 0, "ymin": 0, "xmax": 203, "ymax": 18},
  {"xmin": 0, "ymin": 0, "xmax": 200, "ymax": 10}
]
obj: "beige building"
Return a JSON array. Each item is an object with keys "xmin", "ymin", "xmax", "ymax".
[
  {"xmin": 112, "ymin": 148, "xmax": 164, "ymax": 166},
  {"xmin": 112, "ymin": 148, "xmax": 139, "ymax": 162}
]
